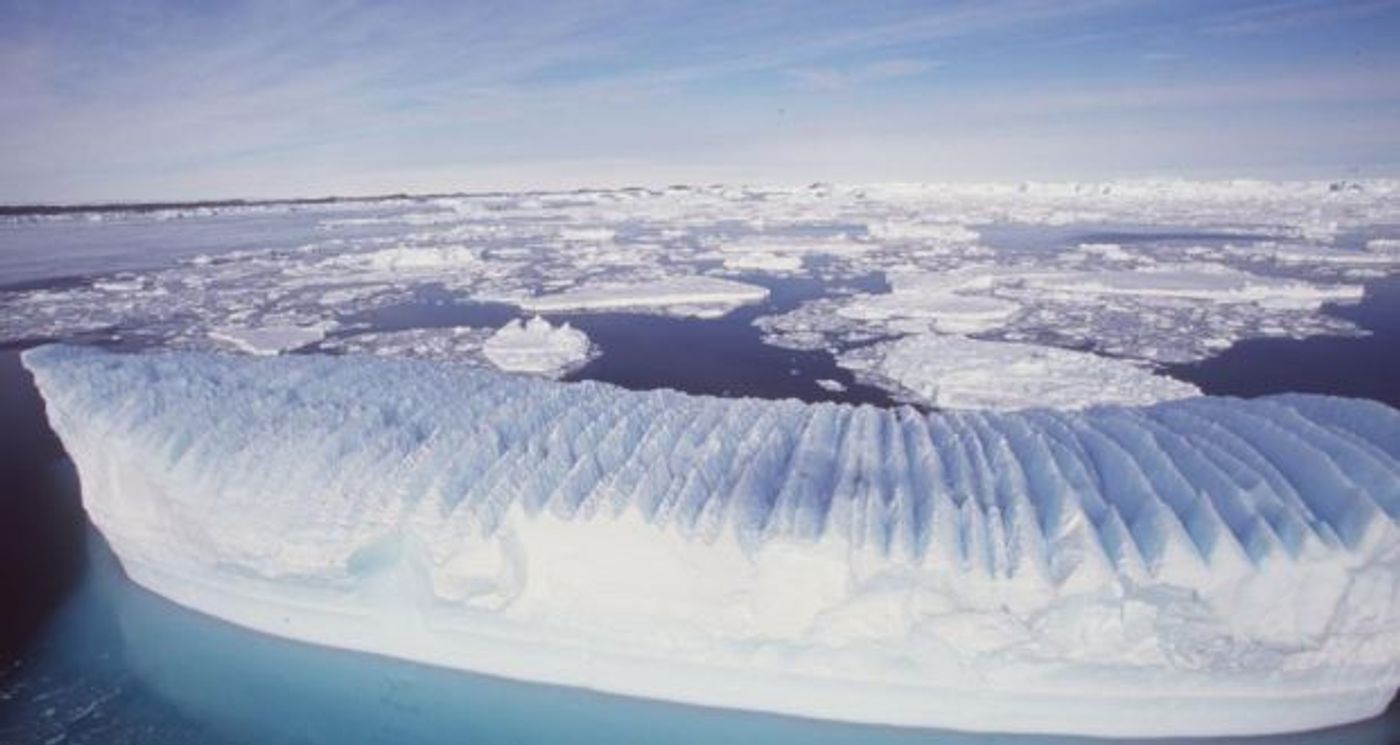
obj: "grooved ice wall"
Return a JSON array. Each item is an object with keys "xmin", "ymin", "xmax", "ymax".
[{"xmin": 23, "ymin": 344, "xmax": 1400, "ymax": 737}]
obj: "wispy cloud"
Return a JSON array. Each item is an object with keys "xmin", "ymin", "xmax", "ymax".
[
  {"xmin": 1202, "ymin": 0, "xmax": 1400, "ymax": 36},
  {"xmin": 785, "ymin": 58, "xmax": 940, "ymax": 91}
]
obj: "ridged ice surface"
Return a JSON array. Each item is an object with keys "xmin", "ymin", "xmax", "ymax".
[{"xmin": 24, "ymin": 344, "xmax": 1400, "ymax": 737}]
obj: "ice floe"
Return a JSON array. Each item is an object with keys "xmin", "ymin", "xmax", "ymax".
[
  {"xmin": 344, "ymin": 245, "xmax": 481, "ymax": 272},
  {"xmin": 759, "ymin": 259, "xmax": 1366, "ymax": 365},
  {"xmin": 1014, "ymin": 264, "xmax": 1363, "ymax": 307},
  {"xmin": 835, "ymin": 269, "xmax": 1022, "ymax": 334},
  {"xmin": 321, "ymin": 326, "xmax": 494, "ymax": 363},
  {"xmin": 208, "ymin": 323, "xmax": 332, "ymax": 356},
  {"xmin": 516, "ymin": 276, "xmax": 770, "ymax": 318},
  {"xmin": 839, "ymin": 333, "xmax": 1200, "ymax": 410},
  {"xmin": 482, "ymin": 317, "xmax": 593, "ymax": 377}
]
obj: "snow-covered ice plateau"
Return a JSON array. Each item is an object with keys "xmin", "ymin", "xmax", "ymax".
[{"xmin": 24, "ymin": 344, "xmax": 1400, "ymax": 738}]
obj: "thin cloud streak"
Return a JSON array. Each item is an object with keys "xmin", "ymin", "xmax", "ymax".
[{"xmin": 1202, "ymin": 0, "xmax": 1400, "ymax": 36}]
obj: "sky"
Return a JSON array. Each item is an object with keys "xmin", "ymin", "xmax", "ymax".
[{"xmin": 2, "ymin": 0, "xmax": 1399, "ymax": 202}]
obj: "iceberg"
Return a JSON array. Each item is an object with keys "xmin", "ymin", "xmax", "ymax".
[
  {"xmin": 481, "ymin": 317, "xmax": 593, "ymax": 377},
  {"xmin": 23, "ymin": 345, "xmax": 1400, "ymax": 738}
]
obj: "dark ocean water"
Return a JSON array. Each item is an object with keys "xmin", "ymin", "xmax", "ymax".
[
  {"xmin": 324, "ymin": 271, "xmax": 900, "ymax": 407},
  {"xmin": 1170, "ymin": 276, "xmax": 1400, "ymax": 409}
]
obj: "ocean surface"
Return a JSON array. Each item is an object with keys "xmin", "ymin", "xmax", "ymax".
[{"xmin": 2, "ymin": 210, "xmax": 1397, "ymax": 743}]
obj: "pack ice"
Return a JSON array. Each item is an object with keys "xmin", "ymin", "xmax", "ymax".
[{"xmin": 24, "ymin": 345, "xmax": 1400, "ymax": 738}]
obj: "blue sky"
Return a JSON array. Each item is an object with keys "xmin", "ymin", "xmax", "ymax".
[{"xmin": 2, "ymin": 0, "xmax": 1398, "ymax": 202}]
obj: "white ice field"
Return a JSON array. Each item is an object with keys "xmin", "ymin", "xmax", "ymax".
[
  {"xmin": 23, "ymin": 344, "xmax": 1400, "ymax": 737},
  {"xmin": 7, "ymin": 179, "xmax": 1400, "ymax": 737}
]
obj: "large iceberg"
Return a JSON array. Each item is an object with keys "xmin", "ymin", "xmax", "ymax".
[{"xmin": 23, "ymin": 345, "xmax": 1400, "ymax": 738}]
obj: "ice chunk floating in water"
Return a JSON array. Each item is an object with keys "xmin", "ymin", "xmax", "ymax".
[
  {"xmin": 840, "ymin": 333, "xmax": 1200, "ymax": 410},
  {"xmin": 481, "ymin": 316, "xmax": 592, "ymax": 378},
  {"xmin": 208, "ymin": 323, "xmax": 332, "ymax": 356},
  {"xmin": 23, "ymin": 345, "xmax": 1400, "ymax": 738}
]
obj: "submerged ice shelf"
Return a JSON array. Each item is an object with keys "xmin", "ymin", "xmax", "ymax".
[{"xmin": 24, "ymin": 345, "xmax": 1400, "ymax": 738}]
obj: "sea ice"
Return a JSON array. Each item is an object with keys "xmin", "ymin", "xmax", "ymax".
[
  {"xmin": 321, "ymin": 320, "xmax": 591, "ymax": 378},
  {"xmin": 24, "ymin": 345, "xmax": 1400, "ymax": 738},
  {"xmin": 320, "ymin": 326, "xmax": 495, "ymax": 363},
  {"xmin": 481, "ymin": 317, "xmax": 593, "ymax": 377},
  {"xmin": 865, "ymin": 221, "xmax": 980, "ymax": 243},
  {"xmin": 721, "ymin": 252, "xmax": 803, "ymax": 272},
  {"xmin": 713, "ymin": 236, "xmax": 872, "ymax": 274},
  {"xmin": 840, "ymin": 333, "xmax": 1200, "ymax": 410},
  {"xmin": 836, "ymin": 269, "xmax": 1022, "ymax": 334},
  {"xmin": 516, "ymin": 276, "xmax": 769, "ymax": 318},
  {"xmin": 3, "ymin": 179, "xmax": 1390, "ymax": 382},
  {"xmin": 348, "ymin": 245, "xmax": 481, "ymax": 272},
  {"xmin": 1015, "ymin": 264, "xmax": 1364, "ymax": 309},
  {"xmin": 759, "ymin": 259, "xmax": 1365, "ymax": 364},
  {"xmin": 207, "ymin": 323, "xmax": 331, "ymax": 355}
]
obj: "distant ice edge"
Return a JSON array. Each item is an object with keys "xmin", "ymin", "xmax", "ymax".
[{"xmin": 24, "ymin": 344, "xmax": 1400, "ymax": 738}]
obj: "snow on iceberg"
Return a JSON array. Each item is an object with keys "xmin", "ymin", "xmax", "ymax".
[
  {"xmin": 23, "ymin": 345, "xmax": 1400, "ymax": 738},
  {"xmin": 840, "ymin": 334, "xmax": 1200, "ymax": 410},
  {"xmin": 481, "ymin": 317, "xmax": 593, "ymax": 377}
]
